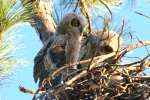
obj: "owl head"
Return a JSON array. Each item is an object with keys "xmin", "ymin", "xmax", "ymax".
[
  {"xmin": 80, "ymin": 31, "xmax": 122, "ymax": 60},
  {"xmin": 57, "ymin": 13, "xmax": 86, "ymax": 37},
  {"xmin": 97, "ymin": 31, "xmax": 121, "ymax": 55}
]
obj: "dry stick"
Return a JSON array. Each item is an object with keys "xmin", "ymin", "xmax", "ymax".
[
  {"xmin": 88, "ymin": 26, "xmax": 107, "ymax": 70},
  {"xmin": 65, "ymin": 70, "xmax": 87, "ymax": 85},
  {"xmin": 110, "ymin": 56, "xmax": 150, "ymax": 74},
  {"xmin": 116, "ymin": 19, "xmax": 125, "ymax": 56},
  {"xmin": 50, "ymin": 71, "xmax": 87, "ymax": 96},
  {"xmin": 113, "ymin": 41, "xmax": 150, "ymax": 73},
  {"xmin": 73, "ymin": 0, "xmax": 79, "ymax": 12},
  {"xmin": 135, "ymin": 11, "xmax": 150, "ymax": 19},
  {"xmin": 19, "ymin": 86, "xmax": 46, "ymax": 95},
  {"xmin": 110, "ymin": 55, "xmax": 150, "ymax": 67},
  {"xmin": 136, "ymin": 36, "xmax": 150, "ymax": 55},
  {"xmin": 51, "ymin": 71, "xmax": 90, "ymax": 95},
  {"xmin": 89, "ymin": 52, "xmax": 116, "ymax": 70},
  {"xmin": 134, "ymin": 76, "xmax": 150, "ymax": 80},
  {"xmin": 118, "ymin": 41, "xmax": 150, "ymax": 58},
  {"xmin": 52, "ymin": 52, "xmax": 116, "ymax": 78},
  {"xmin": 99, "ymin": 0, "xmax": 112, "ymax": 20}
]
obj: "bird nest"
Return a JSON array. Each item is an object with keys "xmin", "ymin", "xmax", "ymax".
[{"xmin": 19, "ymin": 40, "xmax": 150, "ymax": 100}]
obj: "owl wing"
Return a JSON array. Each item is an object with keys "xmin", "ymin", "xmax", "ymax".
[
  {"xmin": 33, "ymin": 41, "xmax": 52, "ymax": 86},
  {"xmin": 33, "ymin": 35, "xmax": 66, "ymax": 86}
]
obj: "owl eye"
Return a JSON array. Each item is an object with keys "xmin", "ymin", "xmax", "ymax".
[
  {"xmin": 102, "ymin": 45, "xmax": 113, "ymax": 53},
  {"xmin": 71, "ymin": 18, "xmax": 80, "ymax": 27}
]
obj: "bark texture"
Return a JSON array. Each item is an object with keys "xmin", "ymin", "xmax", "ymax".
[{"xmin": 24, "ymin": 0, "xmax": 56, "ymax": 45}]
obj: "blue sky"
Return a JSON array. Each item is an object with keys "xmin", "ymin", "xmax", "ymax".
[{"xmin": 0, "ymin": 0, "xmax": 150, "ymax": 100}]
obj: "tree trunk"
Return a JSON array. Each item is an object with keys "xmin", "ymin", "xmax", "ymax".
[{"xmin": 22, "ymin": 0, "xmax": 56, "ymax": 45}]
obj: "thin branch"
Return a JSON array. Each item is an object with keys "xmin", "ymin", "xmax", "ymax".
[
  {"xmin": 99, "ymin": 0, "xmax": 112, "ymax": 20},
  {"xmin": 135, "ymin": 11, "xmax": 150, "ymax": 19},
  {"xmin": 79, "ymin": 0, "xmax": 92, "ymax": 33},
  {"xmin": 87, "ymin": 28, "xmax": 106, "ymax": 70},
  {"xmin": 65, "ymin": 70, "xmax": 87, "ymax": 85},
  {"xmin": 19, "ymin": 86, "xmax": 46, "ymax": 95},
  {"xmin": 117, "ymin": 41, "xmax": 150, "ymax": 60}
]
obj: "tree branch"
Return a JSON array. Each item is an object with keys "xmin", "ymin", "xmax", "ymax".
[{"xmin": 21, "ymin": 0, "xmax": 56, "ymax": 45}]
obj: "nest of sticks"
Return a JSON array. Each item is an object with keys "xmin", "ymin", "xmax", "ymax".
[
  {"xmin": 19, "ymin": 1, "xmax": 150, "ymax": 99},
  {"xmin": 19, "ymin": 39, "xmax": 150, "ymax": 100}
]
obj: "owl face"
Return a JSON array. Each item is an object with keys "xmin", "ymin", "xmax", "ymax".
[
  {"xmin": 57, "ymin": 13, "xmax": 85, "ymax": 37},
  {"xmin": 96, "ymin": 31, "xmax": 121, "ymax": 55},
  {"xmin": 80, "ymin": 31, "xmax": 121, "ymax": 60}
]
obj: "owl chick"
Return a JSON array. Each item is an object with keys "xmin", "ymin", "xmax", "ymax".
[
  {"xmin": 51, "ymin": 13, "xmax": 86, "ymax": 69},
  {"xmin": 80, "ymin": 30, "xmax": 121, "ymax": 65},
  {"xmin": 34, "ymin": 13, "xmax": 85, "ymax": 86}
]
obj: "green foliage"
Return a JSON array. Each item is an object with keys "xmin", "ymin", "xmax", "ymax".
[
  {"xmin": 0, "ymin": 34, "xmax": 18, "ymax": 80},
  {"xmin": 0, "ymin": 0, "xmax": 34, "ymax": 81},
  {"xmin": 60, "ymin": 0, "xmax": 122, "ymax": 11},
  {"xmin": 0, "ymin": 0, "xmax": 34, "ymax": 39},
  {"xmin": 80, "ymin": 0, "xmax": 122, "ymax": 7}
]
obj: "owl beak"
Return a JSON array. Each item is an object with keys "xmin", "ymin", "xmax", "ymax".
[{"xmin": 79, "ymin": 26, "xmax": 83, "ymax": 33}]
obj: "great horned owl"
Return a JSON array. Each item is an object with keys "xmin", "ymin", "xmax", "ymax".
[
  {"xmin": 80, "ymin": 30, "xmax": 121, "ymax": 65},
  {"xmin": 33, "ymin": 13, "xmax": 85, "ymax": 86},
  {"xmin": 51, "ymin": 13, "xmax": 86, "ymax": 69}
]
